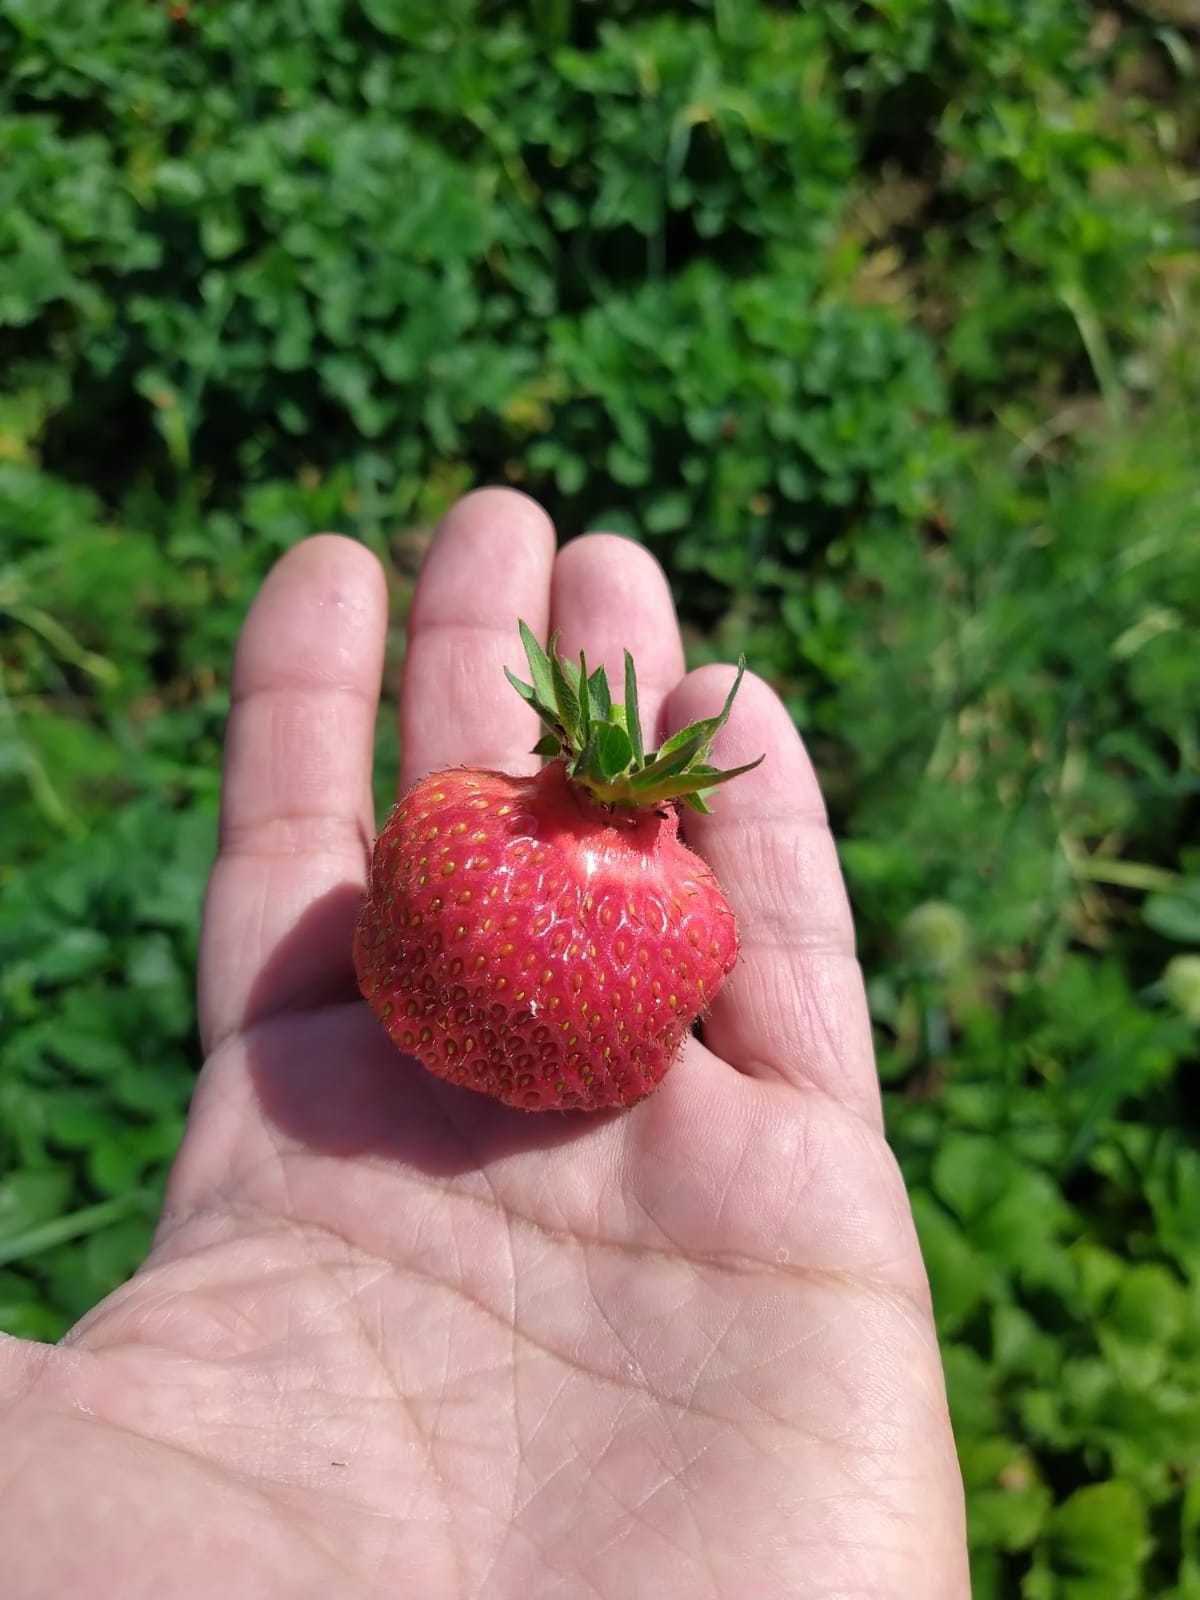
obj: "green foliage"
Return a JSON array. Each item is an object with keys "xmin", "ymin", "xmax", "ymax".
[
  {"xmin": 0, "ymin": 799, "xmax": 212, "ymax": 1333},
  {"xmin": 1, "ymin": 0, "xmax": 1198, "ymax": 1592},
  {"xmin": 871, "ymin": 419, "xmax": 1200, "ymax": 1591}
]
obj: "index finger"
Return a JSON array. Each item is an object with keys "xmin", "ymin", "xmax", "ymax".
[
  {"xmin": 399, "ymin": 489, "xmax": 557, "ymax": 789},
  {"xmin": 199, "ymin": 535, "xmax": 386, "ymax": 1054}
]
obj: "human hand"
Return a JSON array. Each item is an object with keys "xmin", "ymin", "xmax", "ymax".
[{"xmin": 0, "ymin": 490, "xmax": 968, "ymax": 1597}]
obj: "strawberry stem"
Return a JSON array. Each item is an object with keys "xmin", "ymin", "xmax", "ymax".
[{"xmin": 509, "ymin": 622, "xmax": 763, "ymax": 811}]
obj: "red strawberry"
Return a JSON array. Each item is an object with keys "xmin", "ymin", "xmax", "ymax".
[{"xmin": 354, "ymin": 627, "xmax": 761, "ymax": 1112}]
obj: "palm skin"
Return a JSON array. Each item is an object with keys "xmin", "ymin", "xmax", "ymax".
[{"xmin": 0, "ymin": 491, "xmax": 967, "ymax": 1598}]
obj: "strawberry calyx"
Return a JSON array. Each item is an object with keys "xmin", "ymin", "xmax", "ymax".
[{"xmin": 505, "ymin": 620, "xmax": 763, "ymax": 813}]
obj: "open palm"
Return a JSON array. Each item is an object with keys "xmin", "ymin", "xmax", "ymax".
[{"xmin": 1, "ymin": 491, "xmax": 967, "ymax": 1598}]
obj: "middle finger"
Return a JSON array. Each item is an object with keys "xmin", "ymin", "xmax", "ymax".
[{"xmin": 400, "ymin": 488, "xmax": 557, "ymax": 789}]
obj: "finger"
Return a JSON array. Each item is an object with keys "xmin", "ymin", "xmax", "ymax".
[
  {"xmin": 199, "ymin": 536, "xmax": 387, "ymax": 1054},
  {"xmin": 550, "ymin": 533, "xmax": 685, "ymax": 743},
  {"xmin": 663, "ymin": 666, "xmax": 881, "ymax": 1126},
  {"xmin": 400, "ymin": 488, "xmax": 556, "ymax": 788}
]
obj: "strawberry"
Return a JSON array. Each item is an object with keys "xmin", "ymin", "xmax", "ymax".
[{"xmin": 354, "ymin": 626, "xmax": 761, "ymax": 1111}]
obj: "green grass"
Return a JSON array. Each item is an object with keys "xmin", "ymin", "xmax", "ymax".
[{"xmin": 2, "ymin": 2, "xmax": 1199, "ymax": 1592}]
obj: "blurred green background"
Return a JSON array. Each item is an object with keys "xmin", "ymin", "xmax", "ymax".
[{"xmin": 1, "ymin": 2, "xmax": 1198, "ymax": 1593}]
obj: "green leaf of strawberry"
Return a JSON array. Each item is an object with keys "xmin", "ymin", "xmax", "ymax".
[{"xmin": 508, "ymin": 623, "xmax": 761, "ymax": 812}]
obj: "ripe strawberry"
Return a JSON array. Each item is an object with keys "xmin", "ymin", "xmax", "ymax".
[{"xmin": 354, "ymin": 626, "xmax": 761, "ymax": 1112}]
